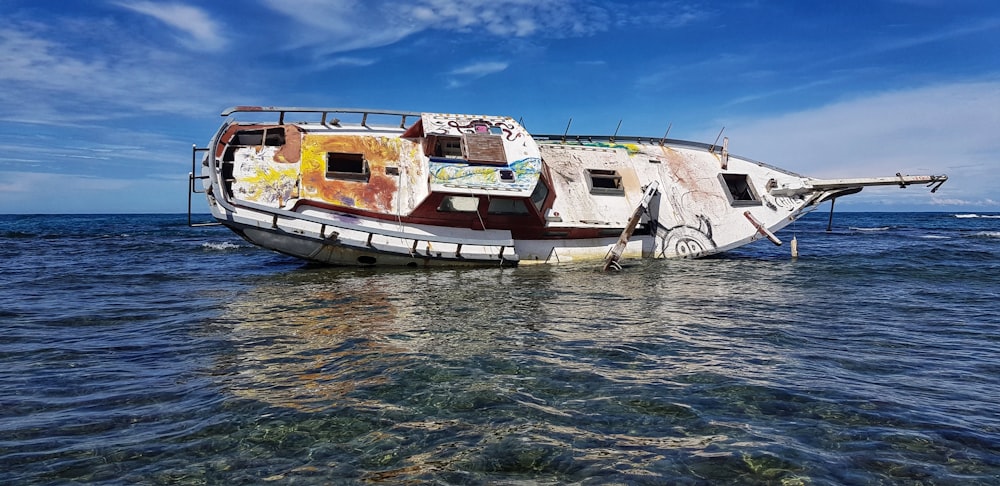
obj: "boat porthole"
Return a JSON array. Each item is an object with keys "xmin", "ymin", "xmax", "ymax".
[{"xmin": 357, "ymin": 256, "xmax": 377, "ymax": 265}]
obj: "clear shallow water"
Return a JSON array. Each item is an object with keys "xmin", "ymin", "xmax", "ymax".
[{"xmin": 1, "ymin": 212, "xmax": 998, "ymax": 484}]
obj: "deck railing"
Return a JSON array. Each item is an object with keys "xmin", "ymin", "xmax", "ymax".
[{"xmin": 220, "ymin": 106, "xmax": 421, "ymax": 129}]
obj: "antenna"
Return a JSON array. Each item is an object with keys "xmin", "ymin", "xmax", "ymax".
[
  {"xmin": 611, "ymin": 119, "xmax": 622, "ymax": 143},
  {"xmin": 660, "ymin": 122, "xmax": 672, "ymax": 145},
  {"xmin": 562, "ymin": 117, "xmax": 572, "ymax": 143},
  {"xmin": 709, "ymin": 126, "xmax": 726, "ymax": 153}
]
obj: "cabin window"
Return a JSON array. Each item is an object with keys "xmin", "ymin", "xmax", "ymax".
[
  {"xmin": 437, "ymin": 195, "xmax": 480, "ymax": 212},
  {"xmin": 326, "ymin": 152, "xmax": 370, "ymax": 182},
  {"xmin": 530, "ymin": 180, "xmax": 549, "ymax": 211},
  {"xmin": 432, "ymin": 136, "xmax": 464, "ymax": 158},
  {"xmin": 720, "ymin": 173, "xmax": 761, "ymax": 206},
  {"xmin": 488, "ymin": 198, "xmax": 530, "ymax": 215},
  {"xmin": 233, "ymin": 129, "xmax": 285, "ymax": 146},
  {"xmin": 587, "ymin": 169, "xmax": 624, "ymax": 195}
]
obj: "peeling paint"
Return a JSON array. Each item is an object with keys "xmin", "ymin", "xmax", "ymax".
[
  {"xmin": 231, "ymin": 146, "xmax": 299, "ymax": 206},
  {"xmin": 300, "ymin": 135, "xmax": 415, "ymax": 212}
]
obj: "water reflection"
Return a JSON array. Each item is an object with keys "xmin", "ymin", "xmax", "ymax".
[
  {"xmin": 209, "ymin": 259, "xmax": 838, "ymax": 481},
  {"xmin": 202, "ymin": 253, "xmax": 998, "ymax": 484},
  {"xmin": 215, "ymin": 259, "xmax": 812, "ymax": 409},
  {"xmin": 217, "ymin": 269, "xmax": 408, "ymax": 411}
]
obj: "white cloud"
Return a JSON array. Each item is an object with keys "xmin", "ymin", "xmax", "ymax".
[
  {"xmin": 449, "ymin": 62, "xmax": 509, "ymax": 77},
  {"xmin": 0, "ymin": 18, "xmax": 231, "ymax": 124},
  {"xmin": 0, "ymin": 171, "xmax": 132, "ymax": 194},
  {"xmin": 115, "ymin": 1, "xmax": 226, "ymax": 51},
  {"xmin": 445, "ymin": 61, "xmax": 509, "ymax": 88},
  {"xmin": 256, "ymin": 0, "xmax": 691, "ymax": 55},
  {"xmin": 0, "ymin": 170, "xmax": 186, "ymax": 213},
  {"xmin": 312, "ymin": 56, "xmax": 378, "ymax": 71},
  {"xmin": 724, "ymin": 80, "xmax": 1000, "ymax": 209},
  {"xmin": 259, "ymin": 0, "xmax": 421, "ymax": 53},
  {"xmin": 931, "ymin": 197, "xmax": 1000, "ymax": 207}
]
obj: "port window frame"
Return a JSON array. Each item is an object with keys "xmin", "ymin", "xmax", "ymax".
[
  {"xmin": 719, "ymin": 173, "xmax": 762, "ymax": 207},
  {"xmin": 326, "ymin": 152, "xmax": 370, "ymax": 182},
  {"xmin": 487, "ymin": 197, "xmax": 530, "ymax": 215},
  {"xmin": 428, "ymin": 135, "xmax": 464, "ymax": 158},
  {"xmin": 437, "ymin": 195, "xmax": 481, "ymax": 213},
  {"xmin": 586, "ymin": 169, "xmax": 625, "ymax": 195},
  {"xmin": 530, "ymin": 179, "xmax": 550, "ymax": 211}
]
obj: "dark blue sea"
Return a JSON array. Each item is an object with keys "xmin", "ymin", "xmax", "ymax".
[{"xmin": 1, "ymin": 212, "xmax": 998, "ymax": 485}]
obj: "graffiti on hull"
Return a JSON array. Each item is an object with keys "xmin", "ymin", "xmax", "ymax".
[
  {"xmin": 299, "ymin": 135, "xmax": 422, "ymax": 213},
  {"xmin": 430, "ymin": 157, "xmax": 541, "ymax": 191},
  {"xmin": 656, "ymin": 215, "xmax": 717, "ymax": 258},
  {"xmin": 231, "ymin": 146, "xmax": 299, "ymax": 207}
]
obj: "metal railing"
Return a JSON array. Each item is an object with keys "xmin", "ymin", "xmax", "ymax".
[
  {"xmin": 220, "ymin": 106, "xmax": 421, "ymax": 129},
  {"xmin": 187, "ymin": 144, "xmax": 219, "ymax": 227}
]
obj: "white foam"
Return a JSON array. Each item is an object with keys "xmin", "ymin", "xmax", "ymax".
[
  {"xmin": 850, "ymin": 226, "xmax": 890, "ymax": 232},
  {"xmin": 202, "ymin": 241, "xmax": 242, "ymax": 250}
]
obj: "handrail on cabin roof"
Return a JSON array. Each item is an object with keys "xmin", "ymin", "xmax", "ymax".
[
  {"xmin": 221, "ymin": 106, "xmax": 423, "ymax": 128},
  {"xmin": 220, "ymin": 106, "xmax": 423, "ymax": 117}
]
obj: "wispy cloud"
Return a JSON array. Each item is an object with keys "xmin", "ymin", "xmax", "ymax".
[
  {"xmin": 445, "ymin": 61, "xmax": 509, "ymax": 88},
  {"xmin": 115, "ymin": 2, "xmax": 226, "ymax": 51},
  {"xmin": 258, "ymin": 0, "xmax": 700, "ymax": 55},
  {"xmin": 259, "ymin": 0, "xmax": 420, "ymax": 53},
  {"xmin": 871, "ymin": 17, "xmax": 1000, "ymax": 54},
  {"xmin": 0, "ymin": 16, "xmax": 231, "ymax": 125},
  {"xmin": 449, "ymin": 62, "xmax": 509, "ymax": 77},
  {"xmin": 931, "ymin": 197, "xmax": 999, "ymax": 207},
  {"xmin": 724, "ymin": 80, "xmax": 1000, "ymax": 208},
  {"xmin": 307, "ymin": 56, "xmax": 379, "ymax": 72}
]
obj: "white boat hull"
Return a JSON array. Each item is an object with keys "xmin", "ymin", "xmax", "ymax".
[{"xmin": 190, "ymin": 106, "xmax": 947, "ymax": 268}]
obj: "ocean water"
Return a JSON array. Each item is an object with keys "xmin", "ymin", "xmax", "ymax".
[{"xmin": 1, "ymin": 211, "xmax": 998, "ymax": 485}]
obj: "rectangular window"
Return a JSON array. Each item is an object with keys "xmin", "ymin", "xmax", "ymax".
[
  {"xmin": 233, "ymin": 128, "xmax": 285, "ymax": 146},
  {"xmin": 530, "ymin": 180, "xmax": 549, "ymax": 211},
  {"xmin": 719, "ymin": 173, "xmax": 761, "ymax": 206},
  {"xmin": 587, "ymin": 169, "xmax": 624, "ymax": 195},
  {"xmin": 432, "ymin": 136, "xmax": 464, "ymax": 158},
  {"xmin": 437, "ymin": 195, "xmax": 480, "ymax": 212},
  {"xmin": 326, "ymin": 152, "xmax": 370, "ymax": 182},
  {"xmin": 487, "ymin": 198, "xmax": 529, "ymax": 215}
]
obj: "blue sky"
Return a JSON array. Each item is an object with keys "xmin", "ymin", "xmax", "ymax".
[{"xmin": 1, "ymin": 0, "xmax": 997, "ymax": 214}]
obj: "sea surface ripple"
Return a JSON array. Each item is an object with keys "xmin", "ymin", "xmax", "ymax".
[{"xmin": 1, "ymin": 212, "xmax": 998, "ymax": 484}]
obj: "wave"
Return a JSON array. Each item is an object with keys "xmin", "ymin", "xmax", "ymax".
[
  {"xmin": 850, "ymin": 226, "xmax": 890, "ymax": 232},
  {"xmin": 919, "ymin": 235, "xmax": 951, "ymax": 240},
  {"xmin": 1, "ymin": 230, "xmax": 37, "ymax": 239},
  {"xmin": 955, "ymin": 214, "xmax": 1000, "ymax": 219},
  {"xmin": 972, "ymin": 231, "xmax": 1000, "ymax": 239},
  {"xmin": 202, "ymin": 241, "xmax": 243, "ymax": 251}
]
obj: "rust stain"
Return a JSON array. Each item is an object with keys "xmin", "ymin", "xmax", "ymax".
[
  {"xmin": 658, "ymin": 146, "xmax": 698, "ymax": 189},
  {"xmin": 272, "ymin": 125, "xmax": 302, "ymax": 164},
  {"xmin": 300, "ymin": 135, "xmax": 401, "ymax": 212}
]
